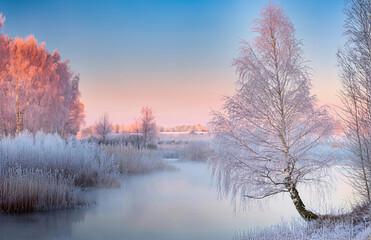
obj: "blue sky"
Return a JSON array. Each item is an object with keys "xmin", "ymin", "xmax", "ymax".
[{"xmin": 0, "ymin": 0, "xmax": 346, "ymax": 126}]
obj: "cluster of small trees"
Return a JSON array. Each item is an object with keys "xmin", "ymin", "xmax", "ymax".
[
  {"xmin": 0, "ymin": 14, "xmax": 84, "ymax": 137},
  {"xmin": 92, "ymin": 106, "xmax": 157, "ymax": 148},
  {"xmin": 211, "ymin": 0, "xmax": 371, "ymax": 222}
]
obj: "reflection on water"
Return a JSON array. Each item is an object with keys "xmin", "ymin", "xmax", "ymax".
[
  {"xmin": 0, "ymin": 161, "xmax": 354, "ymax": 240},
  {"xmin": 0, "ymin": 209, "xmax": 87, "ymax": 239}
]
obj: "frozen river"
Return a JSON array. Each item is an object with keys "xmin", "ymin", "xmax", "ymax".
[{"xmin": 0, "ymin": 160, "xmax": 354, "ymax": 240}]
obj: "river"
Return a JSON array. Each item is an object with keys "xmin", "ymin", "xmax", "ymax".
[{"xmin": 0, "ymin": 160, "xmax": 354, "ymax": 240}]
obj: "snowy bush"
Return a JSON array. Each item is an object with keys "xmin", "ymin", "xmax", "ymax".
[
  {"xmin": 103, "ymin": 145, "xmax": 175, "ymax": 174},
  {"xmin": 0, "ymin": 132, "xmax": 119, "ymax": 187}
]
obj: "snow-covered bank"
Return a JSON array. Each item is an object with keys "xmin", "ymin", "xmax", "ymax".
[{"xmin": 236, "ymin": 217, "xmax": 370, "ymax": 240}]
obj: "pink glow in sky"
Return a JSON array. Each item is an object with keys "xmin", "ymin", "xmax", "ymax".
[
  {"xmin": 1, "ymin": 0, "xmax": 345, "ymax": 126},
  {"xmin": 80, "ymin": 71, "xmax": 235, "ymax": 126}
]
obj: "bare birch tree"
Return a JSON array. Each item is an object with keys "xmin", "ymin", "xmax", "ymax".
[
  {"xmin": 94, "ymin": 113, "xmax": 113, "ymax": 144},
  {"xmin": 210, "ymin": 2, "xmax": 332, "ymax": 220},
  {"xmin": 337, "ymin": 0, "xmax": 371, "ymax": 203}
]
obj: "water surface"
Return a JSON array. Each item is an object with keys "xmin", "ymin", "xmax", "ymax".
[{"xmin": 0, "ymin": 160, "xmax": 353, "ymax": 240}]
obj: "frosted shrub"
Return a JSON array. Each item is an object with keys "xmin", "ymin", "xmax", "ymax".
[
  {"xmin": 0, "ymin": 167, "xmax": 82, "ymax": 213},
  {"xmin": 0, "ymin": 132, "xmax": 119, "ymax": 187},
  {"xmin": 179, "ymin": 140, "xmax": 212, "ymax": 161},
  {"xmin": 103, "ymin": 145, "xmax": 175, "ymax": 174}
]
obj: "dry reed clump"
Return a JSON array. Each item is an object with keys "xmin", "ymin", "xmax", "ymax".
[
  {"xmin": 0, "ymin": 132, "xmax": 121, "ymax": 213},
  {"xmin": 158, "ymin": 145, "xmax": 180, "ymax": 159},
  {"xmin": 0, "ymin": 132, "xmax": 120, "ymax": 187},
  {"xmin": 0, "ymin": 168, "xmax": 83, "ymax": 213},
  {"xmin": 179, "ymin": 141, "xmax": 212, "ymax": 161},
  {"xmin": 103, "ymin": 145, "xmax": 175, "ymax": 174}
]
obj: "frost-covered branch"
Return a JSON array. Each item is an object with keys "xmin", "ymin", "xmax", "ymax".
[{"xmin": 210, "ymin": 2, "xmax": 333, "ymax": 221}]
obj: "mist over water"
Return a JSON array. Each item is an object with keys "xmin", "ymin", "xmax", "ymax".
[{"xmin": 0, "ymin": 160, "xmax": 353, "ymax": 240}]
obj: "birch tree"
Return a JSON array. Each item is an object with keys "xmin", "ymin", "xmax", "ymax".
[
  {"xmin": 337, "ymin": 0, "xmax": 371, "ymax": 203},
  {"xmin": 210, "ymin": 2, "xmax": 332, "ymax": 221},
  {"xmin": 0, "ymin": 13, "xmax": 85, "ymax": 136},
  {"xmin": 0, "ymin": 14, "xmax": 11, "ymax": 136},
  {"xmin": 9, "ymin": 36, "xmax": 48, "ymax": 133},
  {"xmin": 94, "ymin": 113, "xmax": 113, "ymax": 144}
]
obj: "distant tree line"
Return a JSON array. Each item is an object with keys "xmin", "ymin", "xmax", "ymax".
[
  {"xmin": 157, "ymin": 124, "xmax": 207, "ymax": 133},
  {"xmin": 0, "ymin": 14, "xmax": 84, "ymax": 137},
  {"xmin": 80, "ymin": 107, "xmax": 157, "ymax": 148},
  {"xmin": 80, "ymin": 107, "xmax": 207, "ymax": 148}
]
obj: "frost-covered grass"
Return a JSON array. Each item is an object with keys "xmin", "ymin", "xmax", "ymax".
[
  {"xmin": 179, "ymin": 140, "xmax": 212, "ymax": 161},
  {"xmin": 0, "ymin": 168, "xmax": 83, "ymax": 213},
  {"xmin": 158, "ymin": 133, "xmax": 212, "ymax": 160},
  {"xmin": 158, "ymin": 132, "xmax": 209, "ymax": 146},
  {"xmin": 159, "ymin": 145, "xmax": 180, "ymax": 159},
  {"xmin": 237, "ymin": 203, "xmax": 371, "ymax": 240},
  {"xmin": 103, "ymin": 145, "xmax": 175, "ymax": 174},
  {"xmin": 0, "ymin": 132, "xmax": 180, "ymax": 213},
  {"xmin": 0, "ymin": 132, "xmax": 119, "ymax": 187},
  {"xmin": 0, "ymin": 132, "xmax": 120, "ymax": 213},
  {"xmin": 236, "ymin": 217, "xmax": 370, "ymax": 240}
]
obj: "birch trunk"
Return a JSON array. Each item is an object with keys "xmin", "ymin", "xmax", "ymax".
[
  {"xmin": 285, "ymin": 171, "xmax": 319, "ymax": 220},
  {"xmin": 15, "ymin": 78, "xmax": 21, "ymax": 134}
]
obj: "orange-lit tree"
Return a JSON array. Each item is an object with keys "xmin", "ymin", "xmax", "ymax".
[{"xmin": 0, "ymin": 13, "xmax": 84, "ymax": 136}]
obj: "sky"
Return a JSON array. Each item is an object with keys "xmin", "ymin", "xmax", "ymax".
[{"xmin": 0, "ymin": 0, "xmax": 345, "ymax": 126}]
